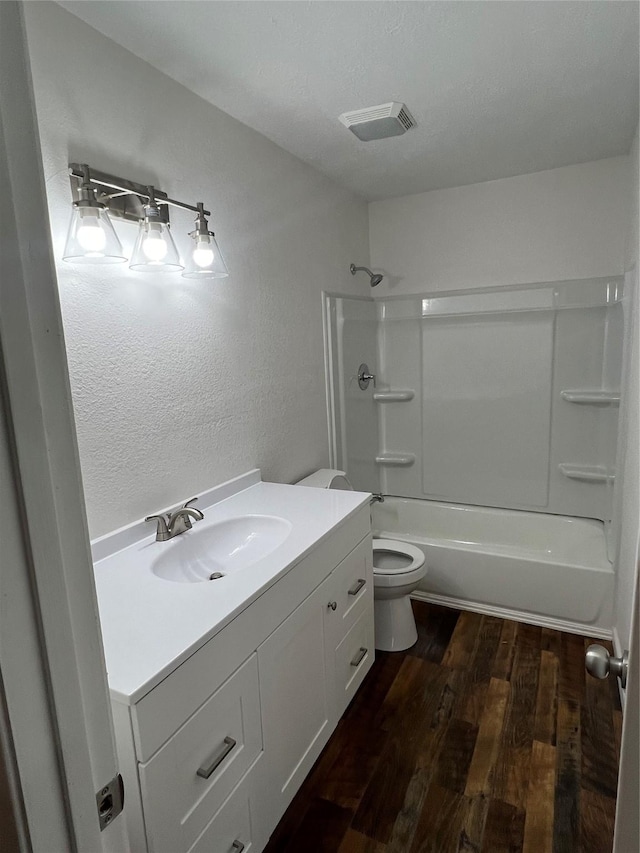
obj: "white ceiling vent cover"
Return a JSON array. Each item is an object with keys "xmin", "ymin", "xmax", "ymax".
[{"xmin": 339, "ymin": 102, "xmax": 415, "ymax": 141}]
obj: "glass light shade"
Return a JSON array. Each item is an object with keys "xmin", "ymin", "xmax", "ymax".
[
  {"xmin": 62, "ymin": 204, "xmax": 126, "ymax": 264},
  {"xmin": 182, "ymin": 232, "xmax": 229, "ymax": 279},
  {"xmin": 129, "ymin": 219, "xmax": 183, "ymax": 272}
]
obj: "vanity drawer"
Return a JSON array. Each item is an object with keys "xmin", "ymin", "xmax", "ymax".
[
  {"xmin": 187, "ymin": 769, "xmax": 259, "ymax": 853},
  {"xmin": 327, "ymin": 535, "xmax": 373, "ymax": 645},
  {"xmin": 140, "ymin": 654, "xmax": 262, "ymax": 853},
  {"xmin": 333, "ymin": 610, "xmax": 375, "ymax": 716}
]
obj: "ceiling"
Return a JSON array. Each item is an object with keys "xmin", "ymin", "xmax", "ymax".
[{"xmin": 58, "ymin": 1, "xmax": 639, "ymax": 202}]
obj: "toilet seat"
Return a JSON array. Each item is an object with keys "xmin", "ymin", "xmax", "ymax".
[
  {"xmin": 372, "ymin": 539, "xmax": 426, "ymax": 590},
  {"xmin": 372, "ymin": 539, "xmax": 425, "ymax": 574}
]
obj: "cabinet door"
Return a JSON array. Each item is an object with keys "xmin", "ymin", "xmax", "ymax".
[{"xmin": 257, "ymin": 576, "xmax": 333, "ymax": 820}]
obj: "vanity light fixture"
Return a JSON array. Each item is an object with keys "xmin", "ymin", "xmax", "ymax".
[
  {"xmin": 62, "ymin": 165, "xmax": 126, "ymax": 264},
  {"xmin": 182, "ymin": 203, "xmax": 229, "ymax": 279},
  {"xmin": 129, "ymin": 187, "xmax": 183, "ymax": 273},
  {"xmin": 64, "ymin": 163, "xmax": 228, "ymax": 277}
]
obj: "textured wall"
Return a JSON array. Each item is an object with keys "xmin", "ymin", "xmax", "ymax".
[
  {"xmin": 24, "ymin": 4, "xmax": 370, "ymax": 538},
  {"xmin": 369, "ymin": 157, "xmax": 630, "ymax": 295}
]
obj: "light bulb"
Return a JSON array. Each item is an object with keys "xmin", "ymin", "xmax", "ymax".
[
  {"xmin": 192, "ymin": 235, "xmax": 214, "ymax": 268},
  {"xmin": 142, "ymin": 223, "xmax": 168, "ymax": 262},
  {"xmin": 76, "ymin": 211, "xmax": 107, "ymax": 253}
]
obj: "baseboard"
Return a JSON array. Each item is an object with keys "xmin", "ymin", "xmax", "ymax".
[
  {"xmin": 612, "ymin": 626, "xmax": 627, "ymax": 711},
  {"xmin": 411, "ymin": 590, "xmax": 613, "ymax": 640}
]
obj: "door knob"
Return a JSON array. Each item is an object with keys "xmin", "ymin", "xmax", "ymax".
[{"xmin": 585, "ymin": 644, "xmax": 629, "ymax": 688}]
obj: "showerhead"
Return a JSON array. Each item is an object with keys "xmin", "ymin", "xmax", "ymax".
[{"xmin": 350, "ymin": 263, "xmax": 384, "ymax": 288}]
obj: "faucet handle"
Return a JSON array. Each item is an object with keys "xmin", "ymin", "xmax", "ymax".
[
  {"xmin": 145, "ymin": 514, "xmax": 170, "ymax": 541},
  {"xmin": 182, "ymin": 497, "xmax": 204, "ymax": 520}
]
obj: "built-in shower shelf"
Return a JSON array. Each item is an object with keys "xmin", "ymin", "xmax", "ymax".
[
  {"xmin": 373, "ymin": 390, "xmax": 415, "ymax": 403},
  {"xmin": 558, "ymin": 463, "xmax": 615, "ymax": 484},
  {"xmin": 561, "ymin": 389, "xmax": 620, "ymax": 406},
  {"xmin": 375, "ymin": 453, "xmax": 416, "ymax": 467}
]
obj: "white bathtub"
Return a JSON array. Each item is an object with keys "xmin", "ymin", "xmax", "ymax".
[{"xmin": 372, "ymin": 497, "xmax": 614, "ymax": 635}]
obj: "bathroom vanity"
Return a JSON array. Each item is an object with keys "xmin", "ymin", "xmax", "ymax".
[{"xmin": 91, "ymin": 471, "xmax": 373, "ymax": 852}]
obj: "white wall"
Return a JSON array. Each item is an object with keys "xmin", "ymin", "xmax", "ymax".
[
  {"xmin": 24, "ymin": 4, "xmax": 370, "ymax": 538},
  {"xmin": 613, "ymin": 124, "xmax": 640, "ymax": 663},
  {"xmin": 369, "ymin": 157, "xmax": 629, "ymax": 295}
]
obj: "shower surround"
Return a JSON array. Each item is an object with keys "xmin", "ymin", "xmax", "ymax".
[{"xmin": 323, "ymin": 277, "xmax": 627, "ymax": 636}]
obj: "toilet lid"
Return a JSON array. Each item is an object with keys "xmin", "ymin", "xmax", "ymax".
[{"xmin": 372, "ymin": 539, "xmax": 425, "ymax": 574}]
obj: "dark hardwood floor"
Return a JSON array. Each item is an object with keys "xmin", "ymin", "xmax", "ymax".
[{"xmin": 263, "ymin": 601, "xmax": 622, "ymax": 853}]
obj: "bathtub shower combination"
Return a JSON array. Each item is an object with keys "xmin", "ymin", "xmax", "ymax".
[{"xmin": 323, "ymin": 277, "xmax": 630, "ymax": 637}]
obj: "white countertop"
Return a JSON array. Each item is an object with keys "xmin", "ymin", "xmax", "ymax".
[{"xmin": 92, "ymin": 471, "xmax": 369, "ymax": 704}]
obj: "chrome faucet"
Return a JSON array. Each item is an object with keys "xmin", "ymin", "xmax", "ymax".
[
  {"xmin": 146, "ymin": 497, "xmax": 204, "ymax": 542},
  {"xmin": 370, "ymin": 493, "xmax": 385, "ymax": 504}
]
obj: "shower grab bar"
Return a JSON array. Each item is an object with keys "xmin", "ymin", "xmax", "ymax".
[
  {"xmin": 375, "ymin": 453, "xmax": 415, "ymax": 467},
  {"xmin": 561, "ymin": 389, "xmax": 620, "ymax": 406},
  {"xmin": 558, "ymin": 464, "xmax": 615, "ymax": 483},
  {"xmin": 373, "ymin": 390, "xmax": 414, "ymax": 403}
]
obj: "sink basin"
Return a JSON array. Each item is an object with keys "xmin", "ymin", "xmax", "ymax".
[{"xmin": 151, "ymin": 515, "xmax": 292, "ymax": 583}]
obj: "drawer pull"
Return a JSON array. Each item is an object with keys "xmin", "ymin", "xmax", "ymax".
[
  {"xmin": 328, "ymin": 601, "xmax": 337, "ymax": 611},
  {"xmin": 350, "ymin": 647, "xmax": 368, "ymax": 668},
  {"xmin": 348, "ymin": 578, "xmax": 366, "ymax": 596},
  {"xmin": 196, "ymin": 736, "xmax": 237, "ymax": 779},
  {"xmin": 231, "ymin": 842, "xmax": 245, "ymax": 853}
]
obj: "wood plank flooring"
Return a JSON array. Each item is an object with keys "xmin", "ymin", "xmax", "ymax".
[{"xmin": 263, "ymin": 602, "xmax": 622, "ymax": 853}]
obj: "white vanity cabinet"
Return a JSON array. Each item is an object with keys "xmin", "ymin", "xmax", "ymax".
[{"xmin": 111, "ymin": 504, "xmax": 373, "ymax": 853}]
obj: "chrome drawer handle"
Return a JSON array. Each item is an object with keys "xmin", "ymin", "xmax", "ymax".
[
  {"xmin": 196, "ymin": 736, "xmax": 237, "ymax": 779},
  {"xmin": 348, "ymin": 578, "xmax": 366, "ymax": 596},
  {"xmin": 350, "ymin": 647, "xmax": 367, "ymax": 667},
  {"xmin": 231, "ymin": 842, "xmax": 245, "ymax": 853}
]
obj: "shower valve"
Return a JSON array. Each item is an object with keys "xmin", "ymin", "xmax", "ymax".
[{"xmin": 358, "ymin": 363, "xmax": 376, "ymax": 390}]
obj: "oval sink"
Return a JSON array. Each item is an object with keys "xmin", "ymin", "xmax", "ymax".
[{"xmin": 151, "ymin": 515, "xmax": 292, "ymax": 583}]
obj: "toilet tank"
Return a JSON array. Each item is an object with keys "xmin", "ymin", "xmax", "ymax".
[{"xmin": 296, "ymin": 468, "xmax": 354, "ymax": 490}]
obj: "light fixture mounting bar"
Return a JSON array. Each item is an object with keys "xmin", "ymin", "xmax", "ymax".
[{"xmin": 68, "ymin": 163, "xmax": 210, "ymax": 217}]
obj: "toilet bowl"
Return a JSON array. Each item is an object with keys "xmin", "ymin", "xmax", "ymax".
[
  {"xmin": 372, "ymin": 539, "xmax": 426, "ymax": 651},
  {"xmin": 296, "ymin": 469, "xmax": 428, "ymax": 652}
]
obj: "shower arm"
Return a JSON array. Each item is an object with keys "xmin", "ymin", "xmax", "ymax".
[
  {"xmin": 350, "ymin": 263, "xmax": 384, "ymax": 287},
  {"xmin": 350, "ymin": 264, "xmax": 375, "ymax": 277}
]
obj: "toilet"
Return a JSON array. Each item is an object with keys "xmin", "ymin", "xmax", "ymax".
[{"xmin": 296, "ymin": 469, "xmax": 427, "ymax": 651}]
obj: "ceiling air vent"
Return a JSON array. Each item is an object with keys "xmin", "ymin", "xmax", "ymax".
[{"xmin": 339, "ymin": 102, "xmax": 416, "ymax": 142}]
